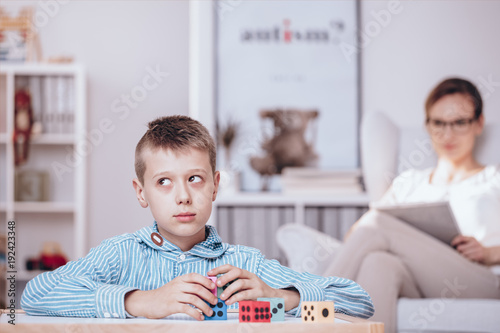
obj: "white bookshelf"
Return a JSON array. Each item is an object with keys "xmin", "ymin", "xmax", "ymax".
[{"xmin": 0, "ymin": 63, "xmax": 86, "ymax": 294}]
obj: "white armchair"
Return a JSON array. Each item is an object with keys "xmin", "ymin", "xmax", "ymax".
[{"xmin": 276, "ymin": 111, "xmax": 500, "ymax": 333}]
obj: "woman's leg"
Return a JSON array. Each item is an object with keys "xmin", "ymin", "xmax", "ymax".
[
  {"xmin": 324, "ymin": 209, "xmax": 500, "ymax": 299},
  {"xmin": 324, "ymin": 210, "xmax": 500, "ymax": 332},
  {"xmin": 355, "ymin": 251, "xmax": 421, "ymax": 333}
]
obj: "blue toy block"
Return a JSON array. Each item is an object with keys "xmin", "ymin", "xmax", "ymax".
[
  {"xmin": 204, "ymin": 298, "xmax": 227, "ymax": 320},
  {"xmin": 257, "ymin": 297, "xmax": 285, "ymax": 322}
]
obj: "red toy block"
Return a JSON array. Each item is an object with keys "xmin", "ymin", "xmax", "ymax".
[{"xmin": 239, "ymin": 300, "xmax": 271, "ymax": 323}]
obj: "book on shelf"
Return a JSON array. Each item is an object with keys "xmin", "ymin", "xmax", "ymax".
[
  {"xmin": 281, "ymin": 167, "xmax": 362, "ymax": 179},
  {"xmin": 281, "ymin": 184, "xmax": 363, "ymax": 195},
  {"xmin": 281, "ymin": 167, "xmax": 363, "ymax": 195},
  {"xmin": 38, "ymin": 75, "xmax": 75, "ymax": 134},
  {"xmin": 28, "ymin": 76, "xmax": 43, "ymax": 127},
  {"xmin": 282, "ymin": 177, "xmax": 360, "ymax": 187}
]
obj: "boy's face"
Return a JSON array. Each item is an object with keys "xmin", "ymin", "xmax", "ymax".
[{"xmin": 133, "ymin": 147, "xmax": 220, "ymax": 248}]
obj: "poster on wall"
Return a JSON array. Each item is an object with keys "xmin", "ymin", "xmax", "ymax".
[{"xmin": 216, "ymin": 0, "xmax": 359, "ymax": 192}]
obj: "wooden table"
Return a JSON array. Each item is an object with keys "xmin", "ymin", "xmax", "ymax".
[{"xmin": 0, "ymin": 309, "xmax": 383, "ymax": 332}]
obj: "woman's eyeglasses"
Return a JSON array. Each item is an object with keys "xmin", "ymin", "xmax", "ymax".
[{"xmin": 426, "ymin": 117, "xmax": 477, "ymax": 135}]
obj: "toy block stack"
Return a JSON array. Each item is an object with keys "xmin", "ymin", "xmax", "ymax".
[{"xmin": 204, "ymin": 276, "xmax": 227, "ymax": 320}]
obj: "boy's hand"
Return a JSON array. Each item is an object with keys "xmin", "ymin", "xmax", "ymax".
[
  {"xmin": 208, "ymin": 265, "xmax": 300, "ymax": 311},
  {"xmin": 124, "ymin": 273, "xmax": 218, "ymax": 320}
]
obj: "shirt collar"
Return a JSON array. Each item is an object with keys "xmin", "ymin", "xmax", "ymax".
[
  {"xmin": 136, "ymin": 222, "xmax": 228, "ymax": 258},
  {"xmin": 190, "ymin": 225, "xmax": 228, "ymax": 258}
]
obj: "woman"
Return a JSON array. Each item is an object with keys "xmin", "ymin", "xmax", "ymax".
[{"xmin": 324, "ymin": 78, "xmax": 500, "ymax": 333}]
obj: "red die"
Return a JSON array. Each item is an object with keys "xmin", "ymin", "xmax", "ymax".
[{"xmin": 239, "ymin": 300, "xmax": 271, "ymax": 323}]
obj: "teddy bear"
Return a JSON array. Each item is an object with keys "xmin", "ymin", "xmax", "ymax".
[{"xmin": 250, "ymin": 109, "xmax": 319, "ymax": 190}]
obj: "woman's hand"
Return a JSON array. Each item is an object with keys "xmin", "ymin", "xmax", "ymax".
[
  {"xmin": 208, "ymin": 264, "xmax": 300, "ymax": 311},
  {"xmin": 451, "ymin": 235, "xmax": 492, "ymax": 264}
]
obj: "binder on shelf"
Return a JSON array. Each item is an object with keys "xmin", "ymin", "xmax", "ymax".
[
  {"xmin": 66, "ymin": 76, "xmax": 75, "ymax": 133},
  {"xmin": 28, "ymin": 76, "xmax": 43, "ymax": 132},
  {"xmin": 56, "ymin": 76, "xmax": 65, "ymax": 134},
  {"xmin": 42, "ymin": 76, "xmax": 53, "ymax": 134}
]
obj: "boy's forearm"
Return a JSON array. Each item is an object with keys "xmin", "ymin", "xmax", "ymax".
[
  {"xmin": 124, "ymin": 290, "xmax": 146, "ymax": 317},
  {"xmin": 275, "ymin": 288, "xmax": 300, "ymax": 311}
]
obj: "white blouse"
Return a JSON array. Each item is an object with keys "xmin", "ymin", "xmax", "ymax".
[{"xmin": 378, "ymin": 165, "xmax": 500, "ymax": 247}]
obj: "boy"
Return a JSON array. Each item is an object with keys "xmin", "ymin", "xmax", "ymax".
[{"xmin": 21, "ymin": 115, "xmax": 374, "ymax": 320}]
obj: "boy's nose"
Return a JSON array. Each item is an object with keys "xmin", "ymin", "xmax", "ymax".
[{"xmin": 175, "ymin": 184, "xmax": 192, "ymax": 205}]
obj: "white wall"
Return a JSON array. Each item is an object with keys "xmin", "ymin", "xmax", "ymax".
[
  {"xmin": 3, "ymin": 1, "xmax": 189, "ymax": 250},
  {"xmin": 4, "ymin": 0, "xmax": 500, "ymax": 252},
  {"xmin": 361, "ymin": 0, "xmax": 500, "ymax": 126}
]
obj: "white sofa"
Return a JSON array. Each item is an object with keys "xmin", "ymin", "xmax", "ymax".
[{"xmin": 277, "ymin": 112, "xmax": 500, "ymax": 333}]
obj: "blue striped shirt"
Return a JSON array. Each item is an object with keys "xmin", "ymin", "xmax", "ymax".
[{"xmin": 21, "ymin": 223, "xmax": 374, "ymax": 319}]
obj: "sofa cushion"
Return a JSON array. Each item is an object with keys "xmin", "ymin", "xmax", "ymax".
[{"xmin": 397, "ymin": 297, "xmax": 500, "ymax": 333}]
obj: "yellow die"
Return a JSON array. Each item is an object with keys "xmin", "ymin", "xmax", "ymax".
[{"xmin": 301, "ymin": 301, "xmax": 335, "ymax": 323}]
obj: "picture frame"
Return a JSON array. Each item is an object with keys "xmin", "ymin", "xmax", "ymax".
[
  {"xmin": 214, "ymin": 0, "xmax": 361, "ymax": 191},
  {"xmin": 15, "ymin": 169, "xmax": 49, "ymax": 202}
]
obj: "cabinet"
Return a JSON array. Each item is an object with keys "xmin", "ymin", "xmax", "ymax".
[
  {"xmin": 213, "ymin": 192, "xmax": 369, "ymax": 265},
  {"xmin": 0, "ymin": 63, "xmax": 86, "ymax": 306}
]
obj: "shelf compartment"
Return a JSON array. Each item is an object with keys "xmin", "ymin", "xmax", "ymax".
[
  {"xmin": 0, "ymin": 63, "xmax": 84, "ymax": 76},
  {"xmin": 30, "ymin": 134, "xmax": 75, "ymax": 145},
  {"xmin": 1, "ymin": 133, "xmax": 75, "ymax": 144},
  {"xmin": 13, "ymin": 201, "xmax": 74, "ymax": 213}
]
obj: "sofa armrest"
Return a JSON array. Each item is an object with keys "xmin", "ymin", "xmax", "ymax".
[{"xmin": 361, "ymin": 111, "xmax": 400, "ymax": 202}]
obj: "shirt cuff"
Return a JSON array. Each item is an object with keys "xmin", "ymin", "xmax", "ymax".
[
  {"xmin": 95, "ymin": 284, "xmax": 138, "ymax": 319},
  {"xmin": 285, "ymin": 282, "xmax": 325, "ymax": 317}
]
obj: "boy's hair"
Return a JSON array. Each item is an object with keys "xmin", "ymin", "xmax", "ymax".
[
  {"xmin": 425, "ymin": 78, "xmax": 483, "ymax": 119},
  {"xmin": 135, "ymin": 115, "xmax": 216, "ymax": 184}
]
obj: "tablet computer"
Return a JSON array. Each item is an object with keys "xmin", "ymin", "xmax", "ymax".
[{"xmin": 371, "ymin": 201, "xmax": 461, "ymax": 245}]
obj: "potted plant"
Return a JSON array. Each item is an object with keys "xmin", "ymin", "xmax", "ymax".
[{"xmin": 217, "ymin": 118, "xmax": 240, "ymax": 193}]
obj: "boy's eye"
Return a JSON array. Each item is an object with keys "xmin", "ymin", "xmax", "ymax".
[
  {"xmin": 159, "ymin": 178, "xmax": 172, "ymax": 186},
  {"xmin": 189, "ymin": 176, "xmax": 202, "ymax": 183}
]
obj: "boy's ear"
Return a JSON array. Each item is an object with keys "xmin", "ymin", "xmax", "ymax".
[
  {"xmin": 212, "ymin": 171, "xmax": 220, "ymax": 201},
  {"xmin": 132, "ymin": 178, "xmax": 149, "ymax": 208}
]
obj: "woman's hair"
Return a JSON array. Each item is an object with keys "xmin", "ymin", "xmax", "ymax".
[{"xmin": 425, "ymin": 78, "xmax": 483, "ymax": 119}]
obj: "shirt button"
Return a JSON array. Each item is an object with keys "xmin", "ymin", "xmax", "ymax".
[
  {"xmin": 112, "ymin": 313, "xmax": 119, "ymax": 318},
  {"xmin": 179, "ymin": 254, "xmax": 186, "ymax": 261},
  {"xmin": 104, "ymin": 312, "xmax": 111, "ymax": 318},
  {"xmin": 227, "ymin": 247, "xmax": 235, "ymax": 252}
]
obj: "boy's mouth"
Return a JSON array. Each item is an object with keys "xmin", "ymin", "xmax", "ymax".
[{"xmin": 174, "ymin": 212, "xmax": 196, "ymax": 222}]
